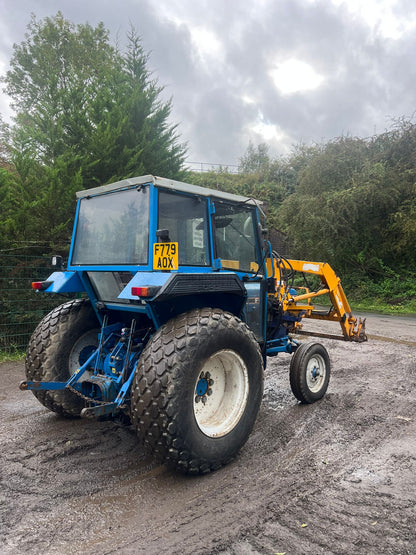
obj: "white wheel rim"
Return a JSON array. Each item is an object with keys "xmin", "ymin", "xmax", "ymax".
[
  {"xmin": 193, "ymin": 349, "xmax": 249, "ymax": 438},
  {"xmin": 68, "ymin": 330, "xmax": 99, "ymax": 381},
  {"xmin": 306, "ymin": 353, "xmax": 327, "ymax": 392}
]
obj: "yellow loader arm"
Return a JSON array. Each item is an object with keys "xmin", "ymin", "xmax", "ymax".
[{"xmin": 267, "ymin": 258, "xmax": 367, "ymax": 342}]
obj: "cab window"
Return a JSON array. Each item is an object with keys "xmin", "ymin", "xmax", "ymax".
[
  {"xmin": 214, "ymin": 203, "xmax": 259, "ymax": 272},
  {"xmin": 158, "ymin": 190, "xmax": 210, "ymax": 266}
]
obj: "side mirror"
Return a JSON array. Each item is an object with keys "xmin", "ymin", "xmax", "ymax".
[{"xmin": 51, "ymin": 255, "xmax": 64, "ymax": 270}]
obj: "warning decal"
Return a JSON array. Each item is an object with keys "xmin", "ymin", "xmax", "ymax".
[{"xmin": 153, "ymin": 242, "xmax": 179, "ymax": 271}]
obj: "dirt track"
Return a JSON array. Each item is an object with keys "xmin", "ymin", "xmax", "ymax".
[{"xmin": 1, "ymin": 313, "xmax": 415, "ymax": 554}]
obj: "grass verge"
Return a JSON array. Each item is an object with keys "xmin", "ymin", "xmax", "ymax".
[{"xmin": 0, "ymin": 350, "xmax": 25, "ymax": 363}]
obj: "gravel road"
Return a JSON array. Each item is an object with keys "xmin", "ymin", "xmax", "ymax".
[{"xmin": 1, "ymin": 313, "xmax": 415, "ymax": 554}]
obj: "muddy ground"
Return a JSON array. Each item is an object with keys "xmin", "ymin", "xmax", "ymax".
[{"xmin": 1, "ymin": 313, "xmax": 415, "ymax": 554}]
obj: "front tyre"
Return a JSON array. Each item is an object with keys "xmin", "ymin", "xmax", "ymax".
[
  {"xmin": 25, "ymin": 299, "xmax": 100, "ymax": 417},
  {"xmin": 289, "ymin": 342, "xmax": 330, "ymax": 404},
  {"xmin": 131, "ymin": 308, "xmax": 264, "ymax": 474}
]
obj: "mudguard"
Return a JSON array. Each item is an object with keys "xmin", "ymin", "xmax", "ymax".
[{"xmin": 40, "ymin": 271, "xmax": 85, "ymax": 293}]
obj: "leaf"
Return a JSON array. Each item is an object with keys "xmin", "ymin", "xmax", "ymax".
[{"xmin": 301, "ymin": 523, "xmax": 308, "ymax": 528}]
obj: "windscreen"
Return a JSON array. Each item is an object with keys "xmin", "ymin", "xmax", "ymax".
[{"xmin": 71, "ymin": 187, "xmax": 149, "ymax": 265}]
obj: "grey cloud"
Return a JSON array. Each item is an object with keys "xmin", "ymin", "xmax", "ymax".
[{"xmin": 1, "ymin": 0, "xmax": 416, "ymax": 164}]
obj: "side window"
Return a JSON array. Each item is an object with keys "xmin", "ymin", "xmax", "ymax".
[
  {"xmin": 158, "ymin": 191, "xmax": 209, "ymax": 266},
  {"xmin": 214, "ymin": 203, "xmax": 259, "ymax": 272}
]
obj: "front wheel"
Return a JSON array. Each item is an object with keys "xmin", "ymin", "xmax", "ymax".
[
  {"xmin": 289, "ymin": 342, "xmax": 330, "ymax": 404},
  {"xmin": 131, "ymin": 308, "xmax": 264, "ymax": 474}
]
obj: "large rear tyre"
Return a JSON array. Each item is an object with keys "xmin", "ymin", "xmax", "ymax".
[
  {"xmin": 131, "ymin": 308, "xmax": 264, "ymax": 474},
  {"xmin": 25, "ymin": 299, "xmax": 100, "ymax": 417},
  {"xmin": 289, "ymin": 342, "xmax": 330, "ymax": 404}
]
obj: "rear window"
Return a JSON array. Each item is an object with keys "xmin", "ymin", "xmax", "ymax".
[{"xmin": 71, "ymin": 188, "xmax": 149, "ymax": 265}]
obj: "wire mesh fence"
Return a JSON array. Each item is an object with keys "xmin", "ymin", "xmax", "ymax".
[
  {"xmin": 0, "ymin": 253, "xmax": 71, "ymax": 353},
  {"xmin": 186, "ymin": 161, "xmax": 241, "ymax": 174},
  {"xmin": 0, "ymin": 233, "xmax": 291, "ymax": 354}
]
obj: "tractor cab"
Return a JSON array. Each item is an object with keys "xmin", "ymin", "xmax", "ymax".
[{"xmin": 69, "ymin": 174, "xmax": 263, "ymax": 276}]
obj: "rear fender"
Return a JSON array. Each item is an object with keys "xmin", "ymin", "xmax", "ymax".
[{"xmin": 35, "ymin": 271, "xmax": 85, "ymax": 294}]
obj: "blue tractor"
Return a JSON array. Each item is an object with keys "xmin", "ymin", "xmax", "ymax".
[{"xmin": 21, "ymin": 175, "xmax": 366, "ymax": 474}]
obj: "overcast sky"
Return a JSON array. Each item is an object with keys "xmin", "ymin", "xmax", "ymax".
[{"xmin": 1, "ymin": 0, "xmax": 416, "ymax": 167}]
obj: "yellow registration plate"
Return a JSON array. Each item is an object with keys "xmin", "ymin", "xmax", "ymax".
[{"xmin": 153, "ymin": 242, "xmax": 179, "ymax": 271}]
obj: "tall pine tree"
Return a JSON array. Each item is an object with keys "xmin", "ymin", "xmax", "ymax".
[{"xmin": 2, "ymin": 13, "xmax": 186, "ymax": 248}]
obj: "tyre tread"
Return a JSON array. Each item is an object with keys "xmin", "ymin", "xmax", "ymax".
[
  {"xmin": 25, "ymin": 298, "xmax": 97, "ymax": 417},
  {"xmin": 131, "ymin": 308, "xmax": 263, "ymax": 474},
  {"xmin": 289, "ymin": 342, "xmax": 330, "ymax": 404}
]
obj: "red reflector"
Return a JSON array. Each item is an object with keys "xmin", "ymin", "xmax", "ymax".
[
  {"xmin": 131, "ymin": 286, "xmax": 149, "ymax": 297},
  {"xmin": 32, "ymin": 282, "xmax": 43, "ymax": 290},
  {"xmin": 31, "ymin": 280, "xmax": 52, "ymax": 291}
]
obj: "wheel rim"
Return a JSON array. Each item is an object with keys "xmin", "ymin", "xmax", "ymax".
[
  {"xmin": 306, "ymin": 353, "xmax": 327, "ymax": 392},
  {"xmin": 68, "ymin": 330, "xmax": 99, "ymax": 381},
  {"xmin": 193, "ymin": 349, "xmax": 249, "ymax": 438}
]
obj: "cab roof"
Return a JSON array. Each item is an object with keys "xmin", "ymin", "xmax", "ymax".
[{"xmin": 76, "ymin": 174, "xmax": 261, "ymax": 206}]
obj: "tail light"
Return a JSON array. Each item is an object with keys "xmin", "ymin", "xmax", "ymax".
[
  {"xmin": 31, "ymin": 281, "xmax": 52, "ymax": 291},
  {"xmin": 131, "ymin": 286, "xmax": 159, "ymax": 297}
]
